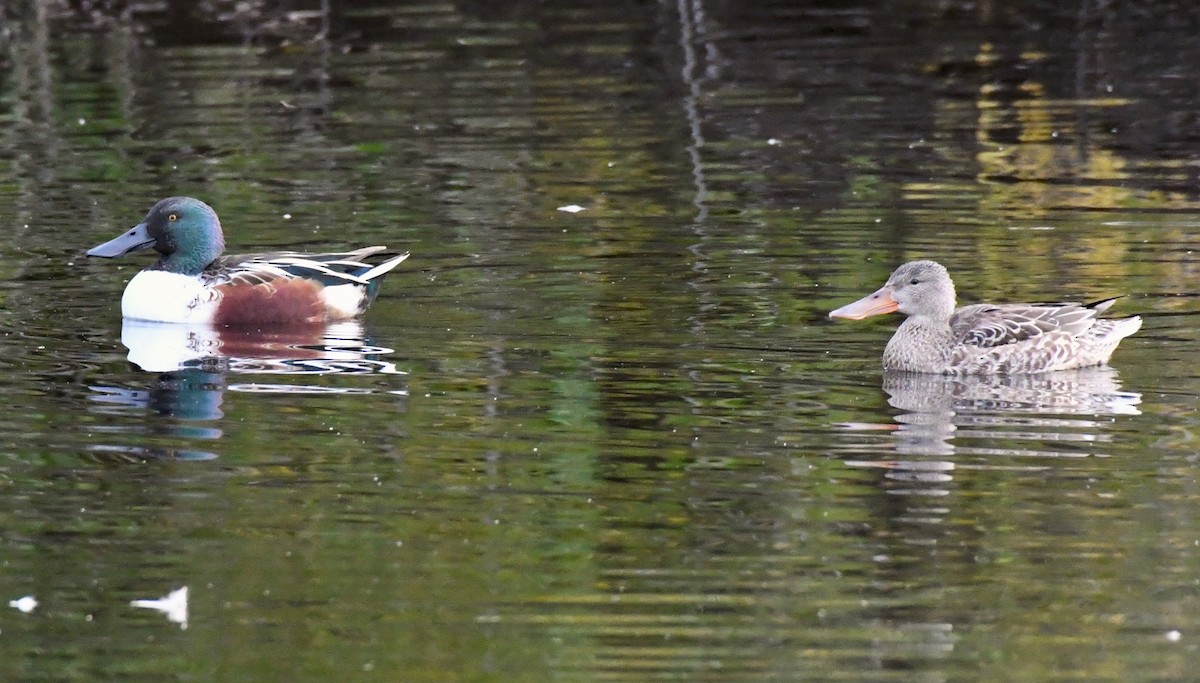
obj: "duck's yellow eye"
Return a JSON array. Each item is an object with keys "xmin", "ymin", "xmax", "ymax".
[{"xmin": 168, "ymin": 213, "xmax": 178, "ymax": 221}]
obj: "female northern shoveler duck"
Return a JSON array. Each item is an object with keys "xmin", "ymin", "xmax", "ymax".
[
  {"xmin": 87, "ymin": 196, "xmax": 409, "ymax": 325},
  {"xmin": 828, "ymin": 260, "xmax": 1142, "ymax": 374}
]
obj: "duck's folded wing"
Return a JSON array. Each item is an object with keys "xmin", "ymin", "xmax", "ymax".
[
  {"xmin": 209, "ymin": 250, "xmax": 392, "ymax": 288},
  {"xmin": 951, "ymin": 299, "xmax": 1116, "ymax": 347},
  {"xmin": 221, "ymin": 246, "xmax": 388, "ymax": 266},
  {"xmin": 205, "ymin": 258, "xmax": 291, "ymax": 287}
]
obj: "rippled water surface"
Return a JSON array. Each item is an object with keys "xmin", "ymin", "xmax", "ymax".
[{"xmin": 1, "ymin": 1, "xmax": 1200, "ymax": 681}]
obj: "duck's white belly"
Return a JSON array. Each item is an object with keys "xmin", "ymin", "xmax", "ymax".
[{"xmin": 121, "ymin": 270, "xmax": 219, "ymax": 324}]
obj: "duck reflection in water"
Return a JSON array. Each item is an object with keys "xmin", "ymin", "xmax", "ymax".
[
  {"xmin": 88, "ymin": 320, "xmax": 405, "ymax": 461},
  {"xmin": 843, "ymin": 367, "xmax": 1141, "ymax": 463},
  {"xmin": 119, "ymin": 319, "xmax": 402, "ymax": 375}
]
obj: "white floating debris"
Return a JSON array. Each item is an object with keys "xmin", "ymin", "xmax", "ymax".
[
  {"xmin": 556, "ymin": 204, "xmax": 586, "ymax": 213},
  {"xmin": 767, "ymin": 138, "xmax": 781, "ymax": 145},
  {"xmin": 131, "ymin": 586, "xmax": 189, "ymax": 629},
  {"xmin": 1166, "ymin": 630, "xmax": 1182, "ymax": 642},
  {"xmin": 8, "ymin": 596, "xmax": 36, "ymax": 613}
]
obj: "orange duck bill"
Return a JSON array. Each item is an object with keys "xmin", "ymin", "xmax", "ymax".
[{"xmin": 829, "ymin": 287, "xmax": 899, "ymax": 320}]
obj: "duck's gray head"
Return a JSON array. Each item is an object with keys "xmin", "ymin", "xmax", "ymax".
[{"xmin": 829, "ymin": 260, "xmax": 956, "ymax": 320}]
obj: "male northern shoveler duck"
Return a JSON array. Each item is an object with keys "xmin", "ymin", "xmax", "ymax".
[
  {"xmin": 828, "ymin": 260, "xmax": 1142, "ymax": 374},
  {"xmin": 87, "ymin": 196, "xmax": 409, "ymax": 325}
]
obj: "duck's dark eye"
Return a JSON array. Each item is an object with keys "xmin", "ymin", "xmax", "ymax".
[
  {"xmin": 167, "ymin": 213, "xmax": 178, "ymax": 221},
  {"xmin": 909, "ymin": 278, "xmax": 919, "ymax": 285}
]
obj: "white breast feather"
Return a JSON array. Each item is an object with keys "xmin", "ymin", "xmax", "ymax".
[{"xmin": 120, "ymin": 270, "xmax": 219, "ymax": 323}]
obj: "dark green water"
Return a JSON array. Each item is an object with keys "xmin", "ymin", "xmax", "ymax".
[{"xmin": 0, "ymin": 1, "xmax": 1199, "ymax": 681}]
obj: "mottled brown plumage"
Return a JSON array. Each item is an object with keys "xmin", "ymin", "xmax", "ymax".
[{"xmin": 829, "ymin": 260, "xmax": 1142, "ymax": 374}]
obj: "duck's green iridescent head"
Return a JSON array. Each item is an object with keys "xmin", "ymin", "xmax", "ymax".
[{"xmin": 87, "ymin": 196, "xmax": 226, "ymax": 275}]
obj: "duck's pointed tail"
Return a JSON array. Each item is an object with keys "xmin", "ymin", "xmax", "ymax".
[
  {"xmin": 1109, "ymin": 315, "xmax": 1142, "ymax": 342},
  {"xmin": 361, "ymin": 252, "xmax": 410, "ymax": 282},
  {"xmin": 358, "ymin": 252, "xmax": 410, "ymax": 311}
]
